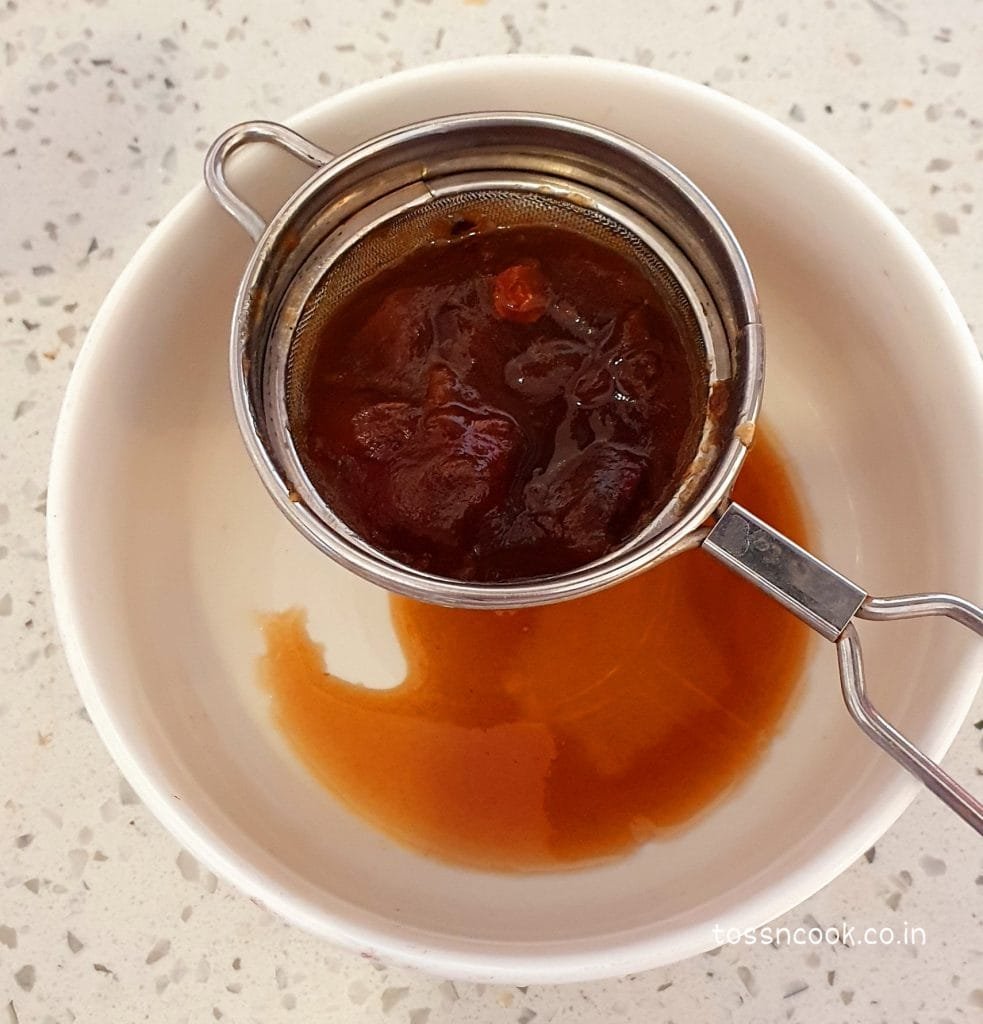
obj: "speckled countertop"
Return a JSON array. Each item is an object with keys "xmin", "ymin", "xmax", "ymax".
[{"xmin": 2, "ymin": 0, "xmax": 982, "ymax": 1020}]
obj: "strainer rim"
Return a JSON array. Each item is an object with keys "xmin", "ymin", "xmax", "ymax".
[{"xmin": 227, "ymin": 111, "xmax": 763, "ymax": 607}]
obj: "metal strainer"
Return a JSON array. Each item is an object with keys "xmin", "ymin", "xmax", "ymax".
[{"xmin": 205, "ymin": 113, "xmax": 983, "ymax": 835}]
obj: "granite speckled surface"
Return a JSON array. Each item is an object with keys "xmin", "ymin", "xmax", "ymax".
[{"xmin": 2, "ymin": 0, "xmax": 982, "ymax": 1020}]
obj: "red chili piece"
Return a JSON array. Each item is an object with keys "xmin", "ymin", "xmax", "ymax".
[{"xmin": 492, "ymin": 261, "xmax": 551, "ymax": 323}]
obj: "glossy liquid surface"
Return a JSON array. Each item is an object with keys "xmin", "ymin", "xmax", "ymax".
[
  {"xmin": 260, "ymin": 433, "xmax": 811, "ymax": 871},
  {"xmin": 292, "ymin": 224, "xmax": 706, "ymax": 581}
]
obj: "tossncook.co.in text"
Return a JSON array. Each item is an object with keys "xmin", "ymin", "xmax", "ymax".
[{"xmin": 713, "ymin": 922, "xmax": 927, "ymax": 947}]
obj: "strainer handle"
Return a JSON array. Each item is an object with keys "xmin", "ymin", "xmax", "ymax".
[
  {"xmin": 204, "ymin": 121, "xmax": 334, "ymax": 242},
  {"xmin": 704, "ymin": 502, "xmax": 983, "ymax": 836}
]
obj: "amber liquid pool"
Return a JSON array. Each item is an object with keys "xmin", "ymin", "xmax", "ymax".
[{"xmin": 259, "ymin": 432, "xmax": 811, "ymax": 871}]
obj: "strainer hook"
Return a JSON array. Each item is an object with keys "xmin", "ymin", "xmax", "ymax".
[{"xmin": 204, "ymin": 120, "xmax": 334, "ymax": 243}]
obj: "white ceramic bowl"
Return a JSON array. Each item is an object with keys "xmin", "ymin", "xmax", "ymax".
[{"xmin": 48, "ymin": 57, "xmax": 983, "ymax": 984}]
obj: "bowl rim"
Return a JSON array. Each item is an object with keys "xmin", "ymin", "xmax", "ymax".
[{"xmin": 47, "ymin": 54, "xmax": 983, "ymax": 984}]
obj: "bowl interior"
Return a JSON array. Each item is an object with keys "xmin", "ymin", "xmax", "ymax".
[{"xmin": 48, "ymin": 58, "xmax": 983, "ymax": 983}]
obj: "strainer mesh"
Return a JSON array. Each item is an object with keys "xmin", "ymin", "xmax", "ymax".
[{"xmin": 283, "ymin": 188, "xmax": 709, "ymax": 428}]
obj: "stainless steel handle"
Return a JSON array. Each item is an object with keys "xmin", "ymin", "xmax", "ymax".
[
  {"xmin": 837, "ymin": 621, "xmax": 983, "ymax": 834},
  {"xmin": 705, "ymin": 502, "xmax": 983, "ymax": 836},
  {"xmin": 203, "ymin": 120, "xmax": 334, "ymax": 242}
]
